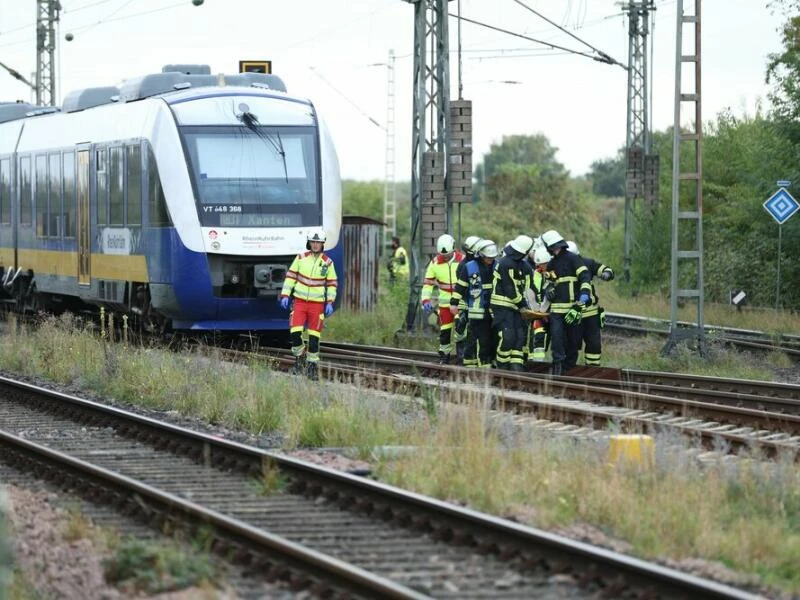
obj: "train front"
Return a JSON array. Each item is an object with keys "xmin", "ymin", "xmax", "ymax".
[{"xmin": 164, "ymin": 88, "xmax": 342, "ymax": 332}]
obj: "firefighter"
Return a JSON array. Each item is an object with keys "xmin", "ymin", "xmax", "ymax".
[
  {"xmin": 451, "ymin": 239, "xmax": 498, "ymax": 367},
  {"xmin": 525, "ymin": 245, "xmax": 553, "ymax": 362},
  {"xmin": 490, "ymin": 234, "xmax": 535, "ymax": 371},
  {"xmin": 421, "ymin": 234, "xmax": 464, "ymax": 364},
  {"xmin": 541, "ymin": 230, "xmax": 592, "ymax": 376},
  {"xmin": 387, "ymin": 236, "xmax": 409, "ymax": 282},
  {"xmin": 279, "ymin": 228, "xmax": 338, "ymax": 381},
  {"xmin": 452, "ymin": 235, "xmax": 483, "ymax": 361},
  {"xmin": 566, "ymin": 240, "xmax": 614, "ymax": 366}
]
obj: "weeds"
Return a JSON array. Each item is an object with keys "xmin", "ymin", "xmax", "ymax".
[{"xmin": 103, "ymin": 538, "xmax": 216, "ymax": 595}]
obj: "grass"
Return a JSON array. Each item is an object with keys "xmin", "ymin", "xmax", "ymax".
[
  {"xmin": 103, "ymin": 537, "xmax": 216, "ymax": 595},
  {"xmin": 0, "ymin": 488, "xmax": 9, "ymax": 600},
  {"xmin": 1, "ymin": 305, "xmax": 799, "ymax": 593}
]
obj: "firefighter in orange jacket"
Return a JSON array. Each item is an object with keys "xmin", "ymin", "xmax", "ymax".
[
  {"xmin": 280, "ymin": 228, "xmax": 338, "ymax": 381},
  {"xmin": 421, "ymin": 233, "xmax": 464, "ymax": 364}
]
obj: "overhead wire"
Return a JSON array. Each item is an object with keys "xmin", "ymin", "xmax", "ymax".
[
  {"xmin": 509, "ymin": 0, "xmax": 626, "ymax": 68},
  {"xmin": 308, "ymin": 66, "xmax": 385, "ymax": 131},
  {"xmin": 452, "ymin": 13, "xmax": 627, "ymax": 70}
]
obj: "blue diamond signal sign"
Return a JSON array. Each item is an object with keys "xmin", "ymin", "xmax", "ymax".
[{"xmin": 763, "ymin": 188, "xmax": 800, "ymax": 225}]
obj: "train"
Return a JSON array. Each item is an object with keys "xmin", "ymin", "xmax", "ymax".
[{"xmin": 0, "ymin": 65, "xmax": 343, "ymax": 340}]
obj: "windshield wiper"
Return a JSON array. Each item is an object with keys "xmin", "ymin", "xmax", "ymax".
[{"xmin": 237, "ymin": 109, "xmax": 288, "ymax": 183}]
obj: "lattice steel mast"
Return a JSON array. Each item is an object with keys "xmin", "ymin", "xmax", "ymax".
[
  {"xmin": 622, "ymin": 0, "xmax": 658, "ymax": 282},
  {"xmin": 36, "ymin": 0, "xmax": 61, "ymax": 106},
  {"xmin": 663, "ymin": 0, "xmax": 705, "ymax": 356},
  {"xmin": 403, "ymin": 0, "xmax": 452, "ymax": 331},
  {"xmin": 382, "ymin": 50, "xmax": 398, "ymax": 250}
]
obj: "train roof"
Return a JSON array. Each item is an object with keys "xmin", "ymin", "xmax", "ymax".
[{"xmin": 1, "ymin": 65, "xmax": 293, "ymax": 123}]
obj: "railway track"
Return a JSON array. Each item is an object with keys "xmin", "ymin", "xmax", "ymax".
[
  {"xmin": 604, "ymin": 312, "xmax": 800, "ymax": 358},
  {"xmin": 252, "ymin": 342, "xmax": 800, "ymax": 461},
  {"xmin": 0, "ymin": 375, "xmax": 759, "ymax": 599}
]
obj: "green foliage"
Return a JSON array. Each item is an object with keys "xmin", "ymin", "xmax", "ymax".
[
  {"xmin": 588, "ymin": 150, "xmax": 626, "ymax": 198},
  {"xmin": 103, "ymin": 538, "xmax": 216, "ymax": 594}
]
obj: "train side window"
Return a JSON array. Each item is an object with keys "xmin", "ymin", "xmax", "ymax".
[
  {"xmin": 126, "ymin": 144, "xmax": 141, "ymax": 226},
  {"xmin": 109, "ymin": 146, "xmax": 123, "ymax": 226},
  {"xmin": 0, "ymin": 158, "xmax": 10, "ymax": 225},
  {"xmin": 35, "ymin": 154, "xmax": 47, "ymax": 236},
  {"xmin": 19, "ymin": 156, "xmax": 32, "ymax": 226},
  {"xmin": 49, "ymin": 152, "xmax": 61, "ymax": 237},
  {"xmin": 63, "ymin": 151, "xmax": 76, "ymax": 238},
  {"xmin": 146, "ymin": 144, "xmax": 170, "ymax": 226},
  {"xmin": 96, "ymin": 147, "xmax": 108, "ymax": 225}
]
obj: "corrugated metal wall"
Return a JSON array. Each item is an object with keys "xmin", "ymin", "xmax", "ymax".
[{"xmin": 341, "ymin": 216, "xmax": 382, "ymax": 311}]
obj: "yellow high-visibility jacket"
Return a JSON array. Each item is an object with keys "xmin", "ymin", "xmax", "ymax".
[
  {"xmin": 391, "ymin": 246, "xmax": 409, "ymax": 276},
  {"xmin": 421, "ymin": 251, "xmax": 464, "ymax": 305},
  {"xmin": 281, "ymin": 251, "xmax": 338, "ymax": 304}
]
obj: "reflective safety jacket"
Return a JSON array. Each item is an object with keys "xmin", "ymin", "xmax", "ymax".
[
  {"xmin": 390, "ymin": 246, "xmax": 409, "ymax": 277},
  {"xmin": 451, "ymin": 258, "xmax": 494, "ymax": 319},
  {"xmin": 579, "ymin": 256, "xmax": 613, "ymax": 317},
  {"xmin": 490, "ymin": 245, "xmax": 535, "ymax": 311},
  {"xmin": 422, "ymin": 251, "xmax": 464, "ymax": 305},
  {"xmin": 544, "ymin": 250, "xmax": 592, "ymax": 314},
  {"xmin": 281, "ymin": 251, "xmax": 338, "ymax": 304}
]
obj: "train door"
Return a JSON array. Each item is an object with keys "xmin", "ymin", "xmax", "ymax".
[{"xmin": 77, "ymin": 146, "xmax": 91, "ymax": 285}]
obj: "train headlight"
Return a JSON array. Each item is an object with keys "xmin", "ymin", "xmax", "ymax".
[
  {"xmin": 255, "ymin": 269, "xmax": 269, "ymax": 283},
  {"xmin": 230, "ymin": 273, "xmax": 240, "ymax": 285}
]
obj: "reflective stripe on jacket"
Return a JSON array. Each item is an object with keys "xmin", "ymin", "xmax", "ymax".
[
  {"xmin": 545, "ymin": 251, "xmax": 592, "ymax": 314},
  {"xmin": 421, "ymin": 251, "xmax": 464, "ymax": 305},
  {"xmin": 281, "ymin": 251, "xmax": 338, "ymax": 303},
  {"xmin": 452, "ymin": 259, "xmax": 494, "ymax": 319},
  {"xmin": 490, "ymin": 246, "xmax": 534, "ymax": 311}
]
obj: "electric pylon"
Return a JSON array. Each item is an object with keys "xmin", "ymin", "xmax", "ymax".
[
  {"xmin": 622, "ymin": 0, "xmax": 658, "ymax": 282},
  {"xmin": 36, "ymin": 0, "xmax": 60, "ymax": 106}
]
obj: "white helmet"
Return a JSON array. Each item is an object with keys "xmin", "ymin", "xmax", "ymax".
[
  {"xmin": 462, "ymin": 235, "xmax": 483, "ymax": 254},
  {"xmin": 531, "ymin": 246, "xmax": 551, "ymax": 265},
  {"xmin": 306, "ymin": 228, "xmax": 326, "ymax": 249},
  {"xmin": 541, "ymin": 229, "xmax": 567, "ymax": 251},
  {"xmin": 509, "ymin": 234, "xmax": 534, "ymax": 256},
  {"xmin": 566, "ymin": 240, "xmax": 580, "ymax": 255},
  {"xmin": 475, "ymin": 239, "xmax": 499, "ymax": 258},
  {"xmin": 436, "ymin": 233, "xmax": 456, "ymax": 254}
]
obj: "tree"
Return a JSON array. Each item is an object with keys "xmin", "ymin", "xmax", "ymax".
[
  {"xmin": 588, "ymin": 151, "xmax": 625, "ymax": 197},
  {"xmin": 475, "ymin": 134, "xmax": 567, "ymax": 190}
]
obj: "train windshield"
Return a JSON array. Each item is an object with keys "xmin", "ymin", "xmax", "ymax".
[{"xmin": 181, "ymin": 125, "xmax": 320, "ymax": 227}]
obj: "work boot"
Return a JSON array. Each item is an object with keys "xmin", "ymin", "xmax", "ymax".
[
  {"xmin": 291, "ymin": 356, "xmax": 304, "ymax": 375},
  {"xmin": 438, "ymin": 352, "xmax": 450, "ymax": 365},
  {"xmin": 306, "ymin": 361, "xmax": 319, "ymax": 381},
  {"xmin": 551, "ymin": 361, "xmax": 563, "ymax": 377}
]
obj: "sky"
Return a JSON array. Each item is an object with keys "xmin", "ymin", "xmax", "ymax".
[{"xmin": 0, "ymin": 0, "xmax": 788, "ymax": 181}]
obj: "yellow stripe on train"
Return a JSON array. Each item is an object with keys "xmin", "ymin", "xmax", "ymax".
[{"xmin": 0, "ymin": 248, "xmax": 149, "ymax": 282}]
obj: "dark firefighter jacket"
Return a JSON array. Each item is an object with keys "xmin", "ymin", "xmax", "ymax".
[
  {"xmin": 580, "ymin": 256, "xmax": 614, "ymax": 317},
  {"xmin": 490, "ymin": 245, "xmax": 534, "ymax": 311},
  {"xmin": 545, "ymin": 250, "xmax": 592, "ymax": 314},
  {"xmin": 451, "ymin": 258, "xmax": 494, "ymax": 319}
]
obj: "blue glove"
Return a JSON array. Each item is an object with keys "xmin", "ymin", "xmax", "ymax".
[
  {"xmin": 279, "ymin": 297, "xmax": 290, "ymax": 310},
  {"xmin": 422, "ymin": 302, "xmax": 433, "ymax": 314},
  {"xmin": 324, "ymin": 302, "xmax": 334, "ymax": 317},
  {"xmin": 579, "ymin": 293, "xmax": 590, "ymax": 305}
]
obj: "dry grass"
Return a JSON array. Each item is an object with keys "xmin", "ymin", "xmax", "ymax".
[
  {"xmin": 1, "ymin": 315, "xmax": 798, "ymax": 593},
  {"xmin": 378, "ymin": 403, "xmax": 800, "ymax": 592}
]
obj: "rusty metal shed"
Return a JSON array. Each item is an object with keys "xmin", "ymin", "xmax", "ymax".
[{"xmin": 341, "ymin": 215, "xmax": 383, "ymax": 311}]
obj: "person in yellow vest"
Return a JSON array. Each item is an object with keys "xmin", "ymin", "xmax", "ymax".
[
  {"xmin": 421, "ymin": 233, "xmax": 464, "ymax": 364},
  {"xmin": 279, "ymin": 228, "xmax": 338, "ymax": 381},
  {"xmin": 387, "ymin": 236, "xmax": 409, "ymax": 282}
]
